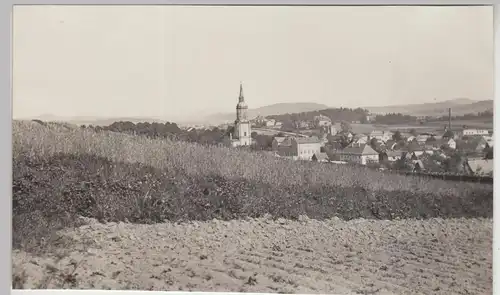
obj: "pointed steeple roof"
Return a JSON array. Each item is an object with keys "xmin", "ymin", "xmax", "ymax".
[{"xmin": 238, "ymin": 81, "xmax": 244, "ymax": 103}]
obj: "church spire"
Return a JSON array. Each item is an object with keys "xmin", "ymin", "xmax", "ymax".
[{"xmin": 238, "ymin": 81, "xmax": 244, "ymax": 103}]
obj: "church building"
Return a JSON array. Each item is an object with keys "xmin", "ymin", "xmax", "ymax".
[{"xmin": 230, "ymin": 82, "xmax": 252, "ymax": 147}]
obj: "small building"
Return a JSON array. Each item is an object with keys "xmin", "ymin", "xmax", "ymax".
[
  {"xmin": 295, "ymin": 121, "xmax": 311, "ymax": 129},
  {"xmin": 271, "ymin": 136, "xmax": 287, "ymax": 150},
  {"xmin": 379, "ymin": 150, "xmax": 405, "ymax": 162},
  {"xmin": 312, "ymin": 152, "xmax": 329, "ymax": 162},
  {"xmin": 339, "ymin": 144, "xmax": 379, "ymax": 165},
  {"xmin": 429, "ymin": 138, "xmax": 456, "ymax": 150},
  {"xmin": 416, "ymin": 134, "xmax": 429, "ymax": 144},
  {"xmin": 484, "ymin": 134, "xmax": 494, "ymax": 147},
  {"xmin": 352, "ymin": 134, "xmax": 369, "ymax": 145},
  {"xmin": 265, "ymin": 119, "xmax": 276, "ymax": 127},
  {"xmin": 406, "ymin": 135, "xmax": 416, "ymax": 143},
  {"xmin": 313, "ymin": 115, "xmax": 332, "ymax": 128},
  {"xmin": 384, "ymin": 139, "xmax": 398, "ymax": 150}
]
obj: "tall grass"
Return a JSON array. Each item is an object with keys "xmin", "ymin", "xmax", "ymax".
[
  {"xmin": 13, "ymin": 120, "xmax": 486, "ymax": 194},
  {"xmin": 12, "ymin": 120, "xmax": 493, "ymax": 252}
]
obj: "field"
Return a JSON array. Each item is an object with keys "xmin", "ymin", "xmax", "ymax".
[{"xmin": 12, "ymin": 120, "xmax": 493, "ymax": 293}]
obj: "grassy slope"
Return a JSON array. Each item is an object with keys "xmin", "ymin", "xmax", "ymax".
[{"xmin": 12, "ymin": 120, "xmax": 493, "ymax": 252}]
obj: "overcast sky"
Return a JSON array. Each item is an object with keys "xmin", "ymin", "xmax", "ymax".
[{"xmin": 12, "ymin": 5, "xmax": 493, "ymax": 121}]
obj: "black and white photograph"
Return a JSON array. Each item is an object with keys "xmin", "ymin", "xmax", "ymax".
[{"xmin": 11, "ymin": 4, "xmax": 494, "ymax": 294}]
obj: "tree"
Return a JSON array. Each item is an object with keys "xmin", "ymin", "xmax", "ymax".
[
  {"xmin": 443, "ymin": 130, "xmax": 455, "ymax": 139},
  {"xmin": 370, "ymin": 138, "xmax": 380, "ymax": 152},
  {"xmin": 484, "ymin": 146, "xmax": 493, "ymax": 159},
  {"xmin": 226, "ymin": 126, "xmax": 235, "ymax": 136},
  {"xmin": 251, "ymin": 132, "xmax": 258, "ymax": 139},
  {"xmin": 443, "ymin": 151, "xmax": 466, "ymax": 174},
  {"xmin": 339, "ymin": 134, "xmax": 354, "ymax": 148},
  {"xmin": 340, "ymin": 121, "xmax": 352, "ymax": 133},
  {"xmin": 252, "ymin": 134, "xmax": 273, "ymax": 151},
  {"xmin": 410, "ymin": 128, "xmax": 418, "ymax": 137},
  {"xmin": 426, "ymin": 135, "xmax": 436, "ymax": 142},
  {"xmin": 392, "ymin": 131, "xmax": 402, "ymax": 141},
  {"xmin": 393, "ymin": 156, "xmax": 413, "ymax": 171}
]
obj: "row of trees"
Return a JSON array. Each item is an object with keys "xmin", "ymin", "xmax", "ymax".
[
  {"xmin": 373, "ymin": 113, "xmax": 418, "ymax": 125},
  {"xmin": 82, "ymin": 121, "xmax": 231, "ymax": 146},
  {"xmin": 370, "ymin": 110, "xmax": 492, "ymax": 125},
  {"xmin": 266, "ymin": 108, "xmax": 369, "ymax": 132},
  {"xmin": 429, "ymin": 110, "xmax": 493, "ymax": 122},
  {"xmin": 82, "ymin": 121, "xmax": 283, "ymax": 151}
]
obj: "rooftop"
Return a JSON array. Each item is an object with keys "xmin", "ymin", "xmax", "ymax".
[
  {"xmin": 341, "ymin": 144, "xmax": 378, "ymax": 155},
  {"xmin": 293, "ymin": 136, "xmax": 322, "ymax": 144},
  {"xmin": 467, "ymin": 159, "xmax": 493, "ymax": 175}
]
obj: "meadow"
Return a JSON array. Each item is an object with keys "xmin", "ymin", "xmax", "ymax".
[{"xmin": 11, "ymin": 120, "xmax": 494, "ymax": 292}]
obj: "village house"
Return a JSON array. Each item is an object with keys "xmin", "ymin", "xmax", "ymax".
[
  {"xmin": 313, "ymin": 115, "xmax": 332, "ymax": 128},
  {"xmin": 338, "ymin": 144, "xmax": 379, "ymax": 165},
  {"xmin": 484, "ymin": 134, "xmax": 494, "ymax": 147},
  {"xmin": 379, "ymin": 150, "xmax": 404, "ymax": 162},
  {"xmin": 292, "ymin": 137, "xmax": 322, "ymax": 160},
  {"xmin": 461, "ymin": 128, "xmax": 489, "ymax": 137},
  {"xmin": 323, "ymin": 125, "xmax": 337, "ymax": 136},
  {"xmin": 370, "ymin": 130, "xmax": 393, "ymax": 142},
  {"xmin": 406, "ymin": 142, "xmax": 430, "ymax": 157},
  {"xmin": 465, "ymin": 159, "xmax": 493, "ymax": 176},
  {"xmin": 365, "ymin": 114, "xmax": 376, "ymax": 123},
  {"xmin": 274, "ymin": 121, "xmax": 283, "ymax": 128},
  {"xmin": 273, "ymin": 136, "xmax": 322, "ymax": 161},
  {"xmin": 352, "ymin": 134, "xmax": 369, "ymax": 145},
  {"xmin": 416, "ymin": 134, "xmax": 429, "ymax": 144}
]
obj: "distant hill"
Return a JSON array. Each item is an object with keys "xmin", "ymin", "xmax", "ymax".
[
  {"xmin": 203, "ymin": 102, "xmax": 329, "ymax": 124},
  {"xmin": 365, "ymin": 98, "xmax": 493, "ymax": 116},
  {"xmin": 18, "ymin": 115, "xmax": 168, "ymax": 126}
]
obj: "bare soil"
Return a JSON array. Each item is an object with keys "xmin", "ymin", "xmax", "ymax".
[{"xmin": 12, "ymin": 216, "xmax": 492, "ymax": 295}]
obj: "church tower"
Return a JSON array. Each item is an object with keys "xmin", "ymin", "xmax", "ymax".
[{"xmin": 233, "ymin": 82, "xmax": 252, "ymax": 146}]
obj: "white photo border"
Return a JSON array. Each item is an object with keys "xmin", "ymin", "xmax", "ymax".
[{"xmin": 5, "ymin": 1, "xmax": 497, "ymax": 295}]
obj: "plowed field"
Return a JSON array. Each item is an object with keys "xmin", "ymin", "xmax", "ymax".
[{"xmin": 12, "ymin": 216, "xmax": 492, "ymax": 295}]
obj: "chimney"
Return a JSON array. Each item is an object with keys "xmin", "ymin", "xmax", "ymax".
[{"xmin": 448, "ymin": 108, "xmax": 452, "ymax": 131}]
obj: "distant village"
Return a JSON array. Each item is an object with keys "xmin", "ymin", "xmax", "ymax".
[{"xmin": 197, "ymin": 83, "xmax": 495, "ymax": 177}]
